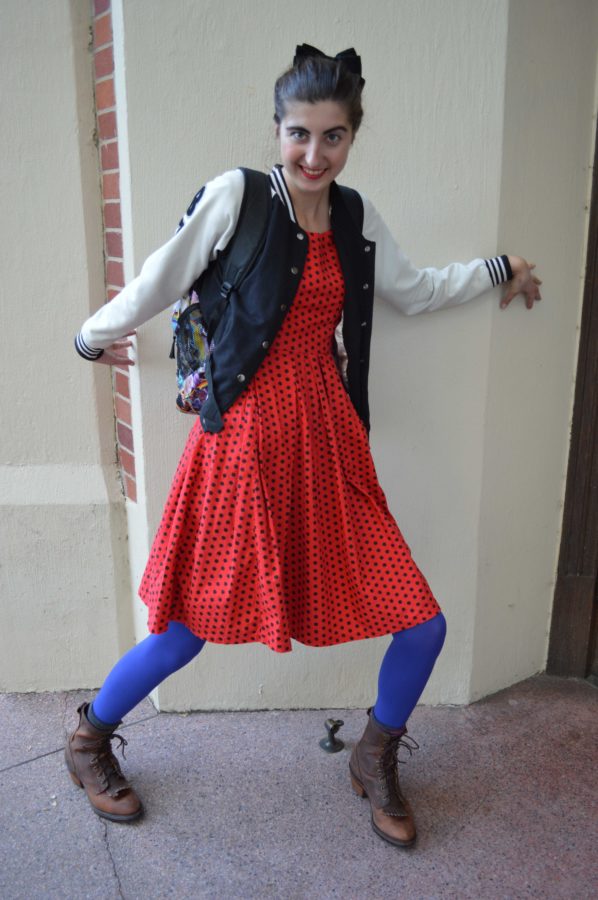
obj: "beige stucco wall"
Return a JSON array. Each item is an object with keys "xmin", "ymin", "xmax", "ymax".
[
  {"xmin": 471, "ymin": 0, "xmax": 598, "ymax": 699},
  {"xmin": 109, "ymin": 0, "xmax": 598, "ymax": 710},
  {"xmin": 2, "ymin": 0, "xmax": 596, "ymax": 706},
  {"xmin": 0, "ymin": 0, "xmax": 132, "ymax": 690}
]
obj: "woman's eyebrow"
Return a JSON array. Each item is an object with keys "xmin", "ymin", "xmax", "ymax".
[{"xmin": 285, "ymin": 125, "xmax": 349, "ymax": 134}]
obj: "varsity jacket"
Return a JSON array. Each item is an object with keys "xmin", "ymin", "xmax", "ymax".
[{"xmin": 75, "ymin": 165, "xmax": 512, "ymax": 433}]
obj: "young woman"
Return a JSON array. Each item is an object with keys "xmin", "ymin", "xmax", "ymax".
[{"xmin": 67, "ymin": 45, "xmax": 541, "ymax": 848}]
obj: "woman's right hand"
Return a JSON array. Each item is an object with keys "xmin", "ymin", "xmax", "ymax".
[{"xmin": 96, "ymin": 332, "xmax": 136, "ymax": 366}]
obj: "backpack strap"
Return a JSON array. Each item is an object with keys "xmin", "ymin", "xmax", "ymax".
[
  {"xmin": 211, "ymin": 174, "xmax": 360, "ymax": 297},
  {"xmin": 216, "ymin": 167, "xmax": 271, "ymax": 294}
]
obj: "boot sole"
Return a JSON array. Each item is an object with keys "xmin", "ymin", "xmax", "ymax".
[
  {"xmin": 349, "ymin": 768, "xmax": 416, "ymax": 849},
  {"xmin": 66, "ymin": 758, "xmax": 143, "ymax": 823}
]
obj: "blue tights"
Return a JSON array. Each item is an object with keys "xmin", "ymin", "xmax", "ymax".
[
  {"xmin": 91, "ymin": 613, "xmax": 446, "ymax": 730},
  {"xmin": 92, "ymin": 622, "xmax": 206, "ymax": 725},
  {"xmin": 373, "ymin": 612, "xmax": 447, "ymax": 728}
]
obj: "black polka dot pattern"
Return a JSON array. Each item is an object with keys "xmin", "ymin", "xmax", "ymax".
[{"xmin": 139, "ymin": 231, "xmax": 441, "ymax": 652}]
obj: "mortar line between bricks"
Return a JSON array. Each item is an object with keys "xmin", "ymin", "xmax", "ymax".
[{"xmin": 0, "ymin": 712, "xmax": 160, "ymax": 775}]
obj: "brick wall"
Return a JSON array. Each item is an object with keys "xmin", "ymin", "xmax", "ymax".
[{"xmin": 92, "ymin": 0, "xmax": 136, "ymax": 502}]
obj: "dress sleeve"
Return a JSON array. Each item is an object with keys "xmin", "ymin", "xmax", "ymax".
[
  {"xmin": 361, "ymin": 194, "xmax": 512, "ymax": 316},
  {"xmin": 75, "ymin": 168, "xmax": 245, "ymax": 358}
]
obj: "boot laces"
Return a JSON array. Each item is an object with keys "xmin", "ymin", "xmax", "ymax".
[
  {"xmin": 377, "ymin": 733, "xmax": 419, "ymax": 802},
  {"xmin": 80, "ymin": 733, "xmax": 129, "ymax": 789}
]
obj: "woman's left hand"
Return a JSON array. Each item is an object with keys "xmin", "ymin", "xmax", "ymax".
[{"xmin": 500, "ymin": 256, "xmax": 542, "ymax": 310}]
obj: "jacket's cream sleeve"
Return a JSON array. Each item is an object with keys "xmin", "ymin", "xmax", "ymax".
[
  {"xmin": 361, "ymin": 194, "xmax": 512, "ymax": 315},
  {"xmin": 76, "ymin": 169, "xmax": 244, "ymax": 357}
]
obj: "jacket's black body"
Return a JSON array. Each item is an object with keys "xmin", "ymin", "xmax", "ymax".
[{"xmin": 198, "ymin": 180, "xmax": 376, "ymax": 435}]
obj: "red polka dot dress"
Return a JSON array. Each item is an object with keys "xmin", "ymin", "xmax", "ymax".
[{"xmin": 139, "ymin": 231, "xmax": 441, "ymax": 652}]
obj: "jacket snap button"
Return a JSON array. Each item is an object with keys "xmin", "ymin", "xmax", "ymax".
[
  {"xmin": 297, "ymin": 233, "xmax": 304, "ymax": 240},
  {"xmin": 280, "ymin": 304, "xmax": 287, "ymax": 311},
  {"xmin": 362, "ymin": 283, "xmax": 369, "ymax": 290},
  {"xmin": 291, "ymin": 266, "xmax": 299, "ymax": 275},
  {"xmin": 364, "ymin": 245, "xmax": 371, "ymax": 253},
  {"xmin": 262, "ymin": 340, "xmax": 270, "ymax": 349},
  {"xmin": 236, "ymin": 373, "xmax": 246, "ymax": 383},
  {"xmin": 361, "ymin": 321, "xmax": 367, "ymax": 327}
]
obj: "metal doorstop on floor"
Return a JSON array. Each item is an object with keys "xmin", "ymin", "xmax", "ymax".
[{"xmin": 319, "ymin": 718, "xmax": 345, "ymax": 752}]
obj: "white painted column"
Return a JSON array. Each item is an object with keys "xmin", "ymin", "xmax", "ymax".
[{"xmin": 0, "ymin": 0, "xmax": 132, "ymax": 690}]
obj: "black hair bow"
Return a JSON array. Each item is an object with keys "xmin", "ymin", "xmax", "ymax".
[{"xmin": 293, "ymin": 43, "xmax": 365, "ymax": 88}]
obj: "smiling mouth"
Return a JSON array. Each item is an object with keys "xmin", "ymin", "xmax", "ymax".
[{"xmin": 299, "ymin": 166, "xmax": 327, "ymax": 180}]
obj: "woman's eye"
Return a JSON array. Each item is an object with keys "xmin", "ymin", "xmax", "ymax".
[
  {"xmin": 327, "ymin": 134, "xmax": 341, "ymax": 145},
  {"xmin": 291, "ymin": 131, "xmax": 306, "ymax": 140}
]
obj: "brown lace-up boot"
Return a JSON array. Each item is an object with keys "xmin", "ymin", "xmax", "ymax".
[
  {"xmin": 64, "ymin": 703, "xmax": 143, "ymax": 822},
  {"xmin": 349, "ymin": 708, "xmax": 417, "ymax": 847}
]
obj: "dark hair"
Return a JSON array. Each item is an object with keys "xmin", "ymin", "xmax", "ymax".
[{"xmin": 273, "ymin": 56, "xmax": 364, "ymax": 134}]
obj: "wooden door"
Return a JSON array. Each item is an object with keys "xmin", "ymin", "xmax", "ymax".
[{"xmin": 547, "ymin": 119, "xmax": 598, "ymax": 683}]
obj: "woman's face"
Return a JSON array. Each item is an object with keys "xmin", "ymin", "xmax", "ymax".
[{"xmin": 278, "ymin": 100, "xmax": 354, "ymax": 200}]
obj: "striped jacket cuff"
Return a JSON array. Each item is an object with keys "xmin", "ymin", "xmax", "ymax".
[
  {"xmin": 484, "ymin": 255, "xmax": 513, "ymax": 287},
  {"xmin": 74, "ymin": 333, "xmax": 104, "ymax": 360}
]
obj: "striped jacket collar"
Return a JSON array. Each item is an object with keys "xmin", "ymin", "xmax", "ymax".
[
  {"xmin": 269, "ymin": 164, "xmax": 342, "ymax": 230},
  {"xmin": 269, "ymin": 165, "xmax": 297, "ymax": 223}
]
